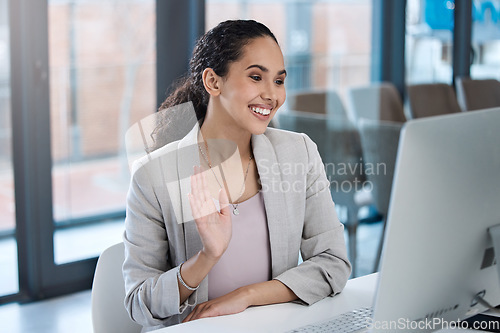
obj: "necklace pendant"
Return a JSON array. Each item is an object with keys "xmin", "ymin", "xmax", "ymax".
[{"xmin": 233, "ymin": 208, "xmax": 239, "ymax": 216}]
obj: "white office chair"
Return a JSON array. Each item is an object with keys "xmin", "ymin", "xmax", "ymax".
[{"xmin": 91, "ymin": 242, "xmax": 142, "ymax": 333}]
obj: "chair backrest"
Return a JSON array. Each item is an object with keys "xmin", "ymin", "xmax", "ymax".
[
  {"xmin": 288, "ymin": 90, "xmax": 328, "ymax": 114},
  {"xmin": 357, "ymin": 119, "xmax": 402, "ymax": 217},
  {"xmin": 278, "ymin": 110, "xmax": 330, "ymax": 156},
  {"xmin": 406, "ymin": 83, "xmax": 462, "ymax": 118},
  {"xmin": 455, "ymin": 77, "xmax": 500, "ymax": 111},
  {"xmin": 91, "ymin": 242, "xmax": 142, "ymax": 333},
  {"xmin": 277, "ymin": 110, "xmax": 365, "ymax": 208},
  {"xmin": 288, "ymin": 90, "xmax": 347, "ymax": 119},
  {"xmin": 347, "ymin": 82, "xmax": 406, "ymax": 123}
]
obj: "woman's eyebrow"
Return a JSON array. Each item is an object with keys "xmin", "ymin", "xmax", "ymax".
[{"xmin": 246, "ymin": 64, "xmax": 287, "ymax": 76}]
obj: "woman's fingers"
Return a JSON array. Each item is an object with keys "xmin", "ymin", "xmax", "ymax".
[
  {"xmin": 182, "ymin": 308, "xmax": 194, "ymax": 323},
  {"xmin": 190, "ymin": 166, "xmax": 199, "ymax": 199},
  {"xmin": 190, "ymin": 165, "xmax": 220, "ymax": 220},
  {"xmin": 187, "ymin": 193, "xmax": 200, "ymax": 220},
  {"xmin": 186, "ymin": 305, "xmax": 210, "ymax": 322},
  {"xmin": 183, "ymin": 303, "xmax": 204, "ymax": 322},
  {"xmin": 189, "ymin": 168, "xmax": 201, "ymax": 220},
  {"xmin": 200, "ymin": 175, "xmax": 217, "ymax": 219},
  {"xmin": 199, "ymin": 166, "xmax": 211, "ymax": 206},
  {"xmin": 197, "ymin": 307, "xmax": 217, "ymax": 319},
  {"xmin": 183, "ymin": 303, "xmax": 200, "ymax": 322}
]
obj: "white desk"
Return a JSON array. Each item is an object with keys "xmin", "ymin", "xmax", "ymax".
[
  {"xmin": 154, "ymin": 274, "xmax": 377, "ymax": 333},
  {"xmin": 152, "ymin": 273, "xmax": 486, "ymax": 332}
]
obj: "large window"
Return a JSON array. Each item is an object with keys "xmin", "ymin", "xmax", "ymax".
[
  {"xmin": 206, "ymin": 0, "xmax": 372, "ymax": 102},
  {"xmin": 471, "ymin": 0, "xmax": 500, "ymax": 79},
  {"xmin": 0, "ymin": 0, "xmax": 159, "ymax": 304},
  {"xmin": 406, "ymin": 0, "xmax": 455, "ymax": 84},
  {"xmin": 0, "ymin": 0, "xmax": 18, "ymax": 297},
  {"xmin": 48, "ymin": 0, "xmax": 156, "ymax": 264}
]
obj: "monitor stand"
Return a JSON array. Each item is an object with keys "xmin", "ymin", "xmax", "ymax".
[
  {"xmin": 463, "ymin": 225, "xmax": 500, "ymax": 332},
  {"xmin": 489, "ymin": 224, "xmax": 500, "ymax": 289}
]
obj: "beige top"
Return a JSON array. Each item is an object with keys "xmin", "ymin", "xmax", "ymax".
[{"xmin": 208, "ymin": 191, "xmax": 271, "ymax": 300}]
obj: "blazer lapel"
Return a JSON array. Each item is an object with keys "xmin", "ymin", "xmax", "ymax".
[
  {"xmin": 252, "ymin": 132, "xmax": 290, "ymax": 277},
  {"xmin": 176, "ymin": 123, "xmax": 204, "ymax": 261}
]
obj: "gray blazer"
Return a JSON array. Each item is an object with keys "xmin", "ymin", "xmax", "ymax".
[{"xmin": 123, "ymin": 123, "xmax": 351, "ymax": 331}]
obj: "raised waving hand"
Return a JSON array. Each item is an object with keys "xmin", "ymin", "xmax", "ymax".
[{"xmin": 188, "ymin": 165, "xmax": 232, "ymax": 260}]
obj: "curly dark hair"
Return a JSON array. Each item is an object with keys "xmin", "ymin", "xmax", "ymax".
[
  {"xmin": 159, "ymin": 20, "xmax": 278, "ymax": 116},
  {"xmin": 147, "ymin": 20, "xmax": 279, "ymax": 151},
  {"xmin": 159, "ymin": 20, "xmax": 278, "ymax": 120}
]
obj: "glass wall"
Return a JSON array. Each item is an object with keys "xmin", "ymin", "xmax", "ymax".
[
  {"xmin": 0, "ymin": 0, "xmax": 18, "ymax": 296},
  {"xmin": 206, "ymin": 0, "xmax": 372, "ymax": 104},
  {"xmin": 48, "ymin": 0, "xmax": 156, "ymax": 264},
  {"xmin": 471, "ymin": 0, "xmax": 500, "ymax": 79},
  {"xmin": 406, "ymin": 0, "xmax": 455, "ymax": 84}
]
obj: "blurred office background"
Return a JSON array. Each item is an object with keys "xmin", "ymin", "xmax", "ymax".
[{"xmin": 0, "ymin": 0, "xmax": 499, "ymax": 323}]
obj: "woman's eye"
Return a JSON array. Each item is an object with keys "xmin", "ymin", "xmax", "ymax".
[
  {"xmin": 250, "ymin": 75, "xmax": 261, "ymax": 81},
  {"xmin": 275, "ymin": 79, "xmax": 285, "ymax": 85}
]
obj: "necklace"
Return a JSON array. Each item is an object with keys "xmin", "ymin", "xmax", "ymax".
[{"xmin": 197, "ymin": 140, "xmax": 253, "ymax": 216}]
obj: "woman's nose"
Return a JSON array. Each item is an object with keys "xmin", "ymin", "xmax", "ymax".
[{"xmin": 261, "ymin": 81, "xmax": 278, "ymax": 103}]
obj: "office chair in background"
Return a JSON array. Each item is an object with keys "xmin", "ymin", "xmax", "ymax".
[
  {"xmin": 455, "ymin": 77, "xmax": 500, "ymax": 111},
  {"xmin": 91, "ymin": 242, "xmax": 141, "ymax": 333},
  {"xmin": 287, "ymin": 89, "xmax": 350, "ymax": 125},
  {"xmin": 326, "ymin": 121, "xmax": 370, "ymax": 278},
  {"xmin": 347, "ymin": 82, "xmax": 407, "ymax": 123},
  {"xmin": 357, "ymin": 119, "xmax": 402, "ymax": 273},
  {"xmin": 288, "ymin": 89, "xmax": 329, "ymax": 114},
  {"xmin": 278, "ymin": 110, "xmax": 371, "ymax": 277},
  {"xmin": 406, "ymin": 83, "xmax": 462, "ymax": 118}
]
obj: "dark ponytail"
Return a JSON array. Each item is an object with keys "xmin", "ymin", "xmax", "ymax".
[{"xmin": 151, "ymin": 20, "xmax": 278, "ymax": 150}]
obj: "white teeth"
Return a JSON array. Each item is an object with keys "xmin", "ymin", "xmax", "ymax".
[{"xmin": 250, "ymin": 106, "xmax": 271, "ymax": 116}]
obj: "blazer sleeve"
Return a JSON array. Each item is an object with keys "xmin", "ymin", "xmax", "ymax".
[
  {"xmin": 273, "ymin": 133, "xmax": 352, "ymax": 305},
  {"xmin": 122, "ymin": 160, "xmax": 197, "ymax": 327}
]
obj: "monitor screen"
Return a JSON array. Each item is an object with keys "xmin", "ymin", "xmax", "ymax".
[{"xmin": 372, "ymin": 107, "xmax": 500, "ymax": 332}]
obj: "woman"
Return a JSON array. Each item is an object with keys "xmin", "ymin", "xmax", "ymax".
[{"xmin": 123, "ymin": 19, "xmax": 351, "ymax": 331}]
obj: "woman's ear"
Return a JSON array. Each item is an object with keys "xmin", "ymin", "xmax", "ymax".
[{"xmin": 202, "ymin": 68, "xmax": 221, "ymax": 97}]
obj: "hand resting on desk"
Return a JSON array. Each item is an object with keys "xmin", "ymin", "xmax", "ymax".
[{"xmin": 183, "ymin": 279, "xmax": 297, "ymax": 322}]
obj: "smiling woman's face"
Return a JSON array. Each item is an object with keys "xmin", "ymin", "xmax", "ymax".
[{"xmin": 216, "ymin": 36, "xmax": 287, "ymax": 135}]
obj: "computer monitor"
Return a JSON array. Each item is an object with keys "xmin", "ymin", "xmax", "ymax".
[{"xmin": 371, "ymin": 107, "xmax": 500, "ymax": 332}]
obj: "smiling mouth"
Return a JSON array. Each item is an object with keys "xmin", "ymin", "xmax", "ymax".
[{"xmin": 250, "ymin": 106, "xmax": 271, "ymax": 116}]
